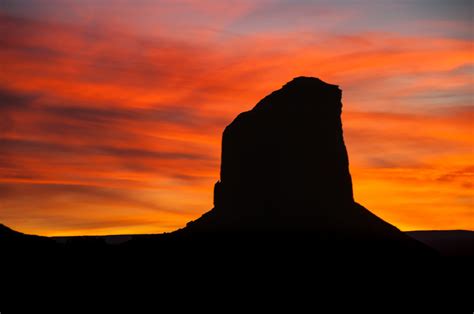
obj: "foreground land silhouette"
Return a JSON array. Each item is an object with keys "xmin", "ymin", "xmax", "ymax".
[{"xmin": 2, "ymin": 77, "xmax": 473, "ymax": 256}]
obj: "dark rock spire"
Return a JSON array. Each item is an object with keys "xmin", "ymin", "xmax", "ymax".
[
  {"xmin": 179, "ymin": 77, "xmax": 435, "ymax": 255},
  {"xmin": 217, "ymin": 76, "xmax": 353, "ymax": 217}
]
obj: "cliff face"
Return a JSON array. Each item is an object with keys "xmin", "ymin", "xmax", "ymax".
[
  {"xmin": 216, "ymin": 77, "xmax": 353, "ymax": 218},
  {"xmin": 179, "ymin": 77, "xmax": 435, "ymax": 254},
  {"xmin": 186, "ymin": 77, "xmax": 359, "ymax": 231}
]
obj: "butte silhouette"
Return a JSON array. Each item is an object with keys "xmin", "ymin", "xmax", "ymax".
[{"xmin": 173, "ymin": 76, "xmax": 434, "ymax": 255}]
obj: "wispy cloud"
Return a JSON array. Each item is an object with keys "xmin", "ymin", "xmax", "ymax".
[{"xmin": 0, "ymin": 1, "xmax": 472, "ymax": 234}]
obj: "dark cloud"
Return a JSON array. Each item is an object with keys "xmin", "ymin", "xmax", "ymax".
[
  {"xmin": 0, "ymin": 85, "xmax": 220, "ymax": 130},
  {"xmin": 44, "ymin": 104, "xmax": 200, "ymax": 127},
  {"xmin": 366, "ymin": 157, "xmax": 414, "ymax": 169},
  {"xmin": 345, "ymin": 128, "xmax": 460, "ymax": 153},
  {"xmin": 0, "ymin": 182, "xmax": 184, "ymax": 214},
  {"xmin": 0, "ymin": 138, "xmax": 210, "ymax": 161},
  {"xmin": 44, "ymin": 106, "xmax": 135, "ymax": 123},
  {"xmin": 1, "ymin": 137, "xmax": 55, "ymax": 149},
  {"xmin": 0, "ymin": 13, "xmax": 68, "ymax": 60},
  {"xmin": 400, "ymin": 85, "xmax": 472, "ymax": 106},
  {"xmin": 0, "ymin": 87, "xmax": 39, "ymax": 109},
  {"xmin": 449, "ymin": 63, "xmax": 474, "ymax": 76},
  {"xmin": 94, "ymin": 146, "xmax": 209, "ymax": 161},
  {"xmin": 172, "ymin": 173, "xmax": 210, "ymax": 183},
  {"xmin": 436, "ymin": 166, "xmax": 474, "ymax": 183},
  {"xmin": 0, "ymin": 38, "xmax": 64, "ymax": 60}
]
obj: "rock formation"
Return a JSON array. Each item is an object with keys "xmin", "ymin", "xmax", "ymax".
[
  {"xmin": 1, "ymin": 77, "xmax": 437, "ymax": 255},
  {"xmin": 179, "ymin": 77, "xmax": 434, "ymax": 254}
]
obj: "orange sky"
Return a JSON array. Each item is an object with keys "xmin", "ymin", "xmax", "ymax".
[{"xmin": 0, "ymin": 1, "xmax": 472, "ymax": 235}]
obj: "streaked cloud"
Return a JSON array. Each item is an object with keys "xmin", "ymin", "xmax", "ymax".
[{"xmin": 0, "ymin": 1, "xmax": 472, "ymax": 235}]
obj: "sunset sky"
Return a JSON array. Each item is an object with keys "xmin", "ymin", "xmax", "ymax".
[{"xmin": 0, "ymin": 0, "xmax": 472, "ymax": 236}]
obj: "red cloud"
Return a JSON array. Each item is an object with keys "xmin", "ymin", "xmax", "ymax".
[{"xmin": 1, "ymin": 13, "xmax": 472, "ymax": 235}]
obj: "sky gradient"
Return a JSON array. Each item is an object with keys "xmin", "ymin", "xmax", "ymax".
[{"xmin": 0, "ymin": 0, "xmax": 472, "ymax": 235}]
